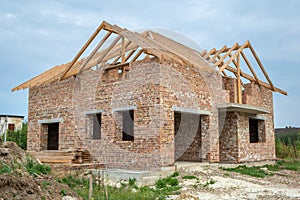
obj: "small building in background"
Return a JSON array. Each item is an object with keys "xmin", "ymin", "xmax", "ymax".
[{"xmin": 0, "ymin": 115, "xmax": 24, "ymax": 136}]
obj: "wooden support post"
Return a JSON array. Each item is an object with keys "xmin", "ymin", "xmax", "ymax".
[
  {"xmin": 236, "ymin": 54, "xmax": 242, "ymax": 104},
  {"xmin": 121, "ymin": 37, "xmax": 126, "ymax": 63},
  {"xmin": 89, "ymin": 174, "xmax": 93, "ymax": 200}
]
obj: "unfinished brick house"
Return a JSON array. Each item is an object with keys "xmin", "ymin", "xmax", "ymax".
[{"xmin": 13, "ymin": 21, "xmax": 287, "ymax": 171}]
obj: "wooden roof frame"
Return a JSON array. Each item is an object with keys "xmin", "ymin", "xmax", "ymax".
[
  {"xmin": 12, "ymin": 21, "xmax": 214, "ymax": 91},
  {"xmin": 201, "ymin": 41, "xmax": 287, "ymax": 97},
  {"xmin": 12, "ymin": 21, "xmax": 287, "ymax": 98}
]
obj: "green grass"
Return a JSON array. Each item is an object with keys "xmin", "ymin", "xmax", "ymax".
[
  {"xmin": 25, "ymin": 157, "xmax": 51, "ymax": 177},
  {"xmin": 0, "ymin": 161, "xmax": 12, "ymax": 174},
  {"xmin": 57, "ymin": 173, "xmax": 181, "ymax": 200},
  {"xmin": 221, "ymin": 165, "xmax": 272, "ymax": 178},
  {"xmin": 182, "ymin": 175, "xmax": 199, "ymax": 180},
  {"xmin": 279, "ymin": 160, "xmax": 300, "ymax": 171},
  {"xmin": 264, "ymin": 160, "xmax": 300, "ymax": 172}
]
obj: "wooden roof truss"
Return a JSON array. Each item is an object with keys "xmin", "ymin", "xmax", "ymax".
[
  {"xmin": 12, "ymin": 21, "xmax": 287, "ymax": 99},
  {"xmin": 201, "ymin": 41, "xmax": 287, "ymax": 103},
  {"xmin": 13, "ymin": 21, "xmax": 214, "ymax": 91}
]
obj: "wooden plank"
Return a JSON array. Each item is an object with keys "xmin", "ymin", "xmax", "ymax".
[
  {"xmin": 248, "ymin": 41, "xmax": 274, "ymax": 89},
  {"xmin": 236, "ymin": 54, "xmax": 242, "ymax": 104},
  {"xmin": 96, "ymin": 35, "xmax": 122, "ymax": 64},
  {"xmin": 240, "ymin": 50, "xmax": 260, "ymax": 86},
  {"xmin": 60, "ymin": 21, "xmax": 105, "ymax": 80},
  {"xmin": 78, "ymin": 31, "xmax": 112, "ymax": 73}
]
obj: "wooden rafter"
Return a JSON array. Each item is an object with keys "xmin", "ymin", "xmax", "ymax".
[
  {"xmin": 204, "ymin": 41, "xmax": 287, "ymax": 96},
  {"xmin": 240, "ymin": 50, "xmax": 260, "ymax": 86},
  {"xmin": 96, "ymin": 35, "xmax": 122, "ymax": 64},
  {"xmin": 112, "ymin": 40, "xmax": 133, "ymax": 64},
  {"xmin": 219, "ymin": 42, "xmax": 249, "ymax": 72},
  {"xmin": 215, "ymin": 43, "xmax": 239, "ymax": 67},
  {"xmin": 12, "ymin": 20, "xmax": 286, "ymax": 98},
  {"xmin": 248, "ymin": 42, "xmax": 274, "ymax": 90},
  {"xmin": 78, "ymin": 31, "xmax": 112, "ymax": 73},
  {"xmin": 60, "ymin": 21, "xmax": 105, "ymax": 80}
]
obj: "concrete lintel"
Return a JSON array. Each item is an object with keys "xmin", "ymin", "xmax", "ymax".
[
  {"xmin": 217, "ymin": 103, "xmax": 269, "ymax": 114},
  {"xmin": 112, "ymin": 106, "xmax": 137, "ymax": 112},
  {"xmin": 38, "ymin": 118, "xmax": 63, "ymax": 124},
  {"xmin": 172, "ymin": 106, "xmax": 211, "ymax": 115},
  {"xmin": 248, "ymin": 114, "xmax": 266, "ymax": 121},
  {"xmin": 85, "ymin": 109, "xmax": 104, "ymax": 115}
]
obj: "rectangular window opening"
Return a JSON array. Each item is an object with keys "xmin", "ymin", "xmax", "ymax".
[
  {"xmin": 122, "ymin": 110, "xmax": 134, "ymax": 141},
  {"xmin": 249, "ymin": 118, "xmax": 266, "ymax": 143},
  {"xmin": 93, "ymin": 113, "xmax": 102, "ymax": 140},
  {"xmin": 249, "ymin": 119, "xmax": 259, "ymax": 143},
  {"xmin": 8, "ymin": 124, "xmax": 15, "ymax": 131}
]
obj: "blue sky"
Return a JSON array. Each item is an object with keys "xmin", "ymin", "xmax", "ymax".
[{"xmin": 0, "ymin": 0, "xmax": 299, "ymax": 127}]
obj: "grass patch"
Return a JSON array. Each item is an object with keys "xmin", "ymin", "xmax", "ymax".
[
  {"xmin": 0, "ymin": 161, "xmax": 12, "ymax": 174},
  {"xmin": 221, "ymin": 165, "xmax": 272, "ymax": 178},
  {"xmin": 279, "ymin": 160, "xmax": 300, "ymax": 171},
  {"xmin": 182, "ymin": 175, "xmax": 198, "ymax": 180},
  {"xmin": 264, "ymin": 160, "xmax": 300, "ymax": 172},
  {"xmin": 58, "ymin": 173, "xmax": 181, "ymax": 200},
  {"xmin": 25, "ymin": 157, "xmax": 51, "ymax": 177}
]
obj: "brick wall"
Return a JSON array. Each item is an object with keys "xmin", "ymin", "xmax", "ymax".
[
  {"xmin": 27, "ymin": 57, "xmax": 276, "ymax": 170},
  {"xmin": 219, "ymin": 79, "xmax": 276, "ymax": 163}
]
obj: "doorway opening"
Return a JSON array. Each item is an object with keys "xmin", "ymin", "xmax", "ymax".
[
  {"xmin": 174, "ymin": 112, "xmax": 202, "ymax": 162},
  {"xmin": 47, "ymin": 123, "xmax": 59, "ymax": 150}
]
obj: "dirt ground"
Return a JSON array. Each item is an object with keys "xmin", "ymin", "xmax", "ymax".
[
  {"xmin": 0, "ymin": 142, "xmax": 81, "ymax": 200},
  {"xmin": 169, "ymin": 162, "xmax": 300, "ymax": 200}
]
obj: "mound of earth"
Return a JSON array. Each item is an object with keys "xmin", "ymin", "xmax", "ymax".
[{"xmin": 0, "ymin": 142, "xmax": 81, "ymax": 200}]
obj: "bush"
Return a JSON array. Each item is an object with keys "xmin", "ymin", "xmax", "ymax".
[{"xmin": 4, "ymin": 122, "xmax": 27, "ymax": 150}]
